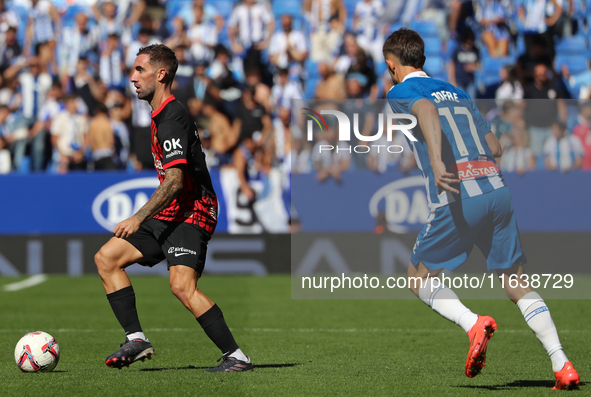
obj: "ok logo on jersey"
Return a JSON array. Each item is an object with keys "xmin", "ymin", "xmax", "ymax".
[{"xmin": 163, "ymin": 138, "xmax": 182, "ymax": 152}]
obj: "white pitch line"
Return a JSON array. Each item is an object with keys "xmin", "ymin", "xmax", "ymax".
[
  {"xmin": 0, "ymin": 327, "xmax": 588, "ymax": 334},
  {"xmin": 2, "ymin": 274, "xmax": 48, "ymax": 292}
]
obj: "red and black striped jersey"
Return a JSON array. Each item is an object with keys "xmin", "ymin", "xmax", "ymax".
[{"xmin": 150, "ymin": 95, "xmax": 217, "ymax": 234}]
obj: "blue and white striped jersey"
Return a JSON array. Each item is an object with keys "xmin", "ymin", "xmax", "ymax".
[{"xmin": 387, "ymin": 71, "xmax": 505, "ymax": 209}]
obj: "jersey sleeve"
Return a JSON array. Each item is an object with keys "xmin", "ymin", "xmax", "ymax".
[{"xmin": 157, "ymin": 119, "xmax": 189, "ymax": 169}]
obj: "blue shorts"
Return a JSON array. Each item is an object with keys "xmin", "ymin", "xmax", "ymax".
[{"xmin": 411, "ymin": 187, "xmax": 527, "ymax": 271}]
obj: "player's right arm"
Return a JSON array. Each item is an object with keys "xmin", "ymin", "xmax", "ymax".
[
  {"xmin": 485, "ymin": 131, "xmax": 503, "ymax": 158},
  {"xmin": 411, "ymin": 98, "xmax": 460, "ymax": 194}
]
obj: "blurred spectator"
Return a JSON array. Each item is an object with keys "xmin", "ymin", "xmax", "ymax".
[
  {"xmin": 343, "ymin": 73, "xmax": 375, "ymax": 170},
  {"xmin": 0, "ymin": 104, "xmax": 11, "ymax": 172},
  {"xmin": 314, "ymin": 61, "xmax": 347, "ymax": 100},
  {"xmin": 516, "ymin": 35, "xmax": 553, "ymax": 85},
  {"xmin": 273, "ymin": 107, "xmax": 296, "ymax": 167},
  {"xmin": 188, "ymin": 4, "xmax": 218, "ymax": 64},
  {"xmin": 60, "ymin": 13, "xmax": 100, "ymax": 81},
  {"xmin": 88, "ymin": 102, "xmax": 118, "ymax": 170},
  {"xmin": 309, "ymin": 15, "xmax": 343, "ymax": 62},
  {"xmin": 448, "ymin": 0, "xmax": 475, "ymax": 39},
  {"xmin": 99, "ymin": 34, "xmax": 125, "ymax": 91},
  {"xmin": 491, "ymin": 101, "xmax": 523, "ymax": 149},
  {"xmin": 312, "ymin": 124, "xmax": 350, "ymax": 182},
  {"xmin": 543, "ymin": 121, "xmax": 583, "ymax": 171},
  {"xmin": 448, "ymin": 28, "xmax": 479, "ymax": 99},
  {"xmin": 188, "ymin": 60, "xmax": 209, "ymax": 118},
  {"xmin": 269, "ymin": 14, "xmax": 308, "ymax": 73},
  {"xmin": 495, "ymin": 65, "xmax": 524, "ymax": 105},
  {"xmin": 171, "ymin": 45, "xmax": 196, "ymax": 110},
  {"xmin": 93, "ymin": 0, "xmax": 146, "ymax": 46},
  {"xmin": 291, "ymin": 128, "xmax": 313, "ymax": 174},
  {"xmin": 305, "ymin": 0, "xmax": 347, "ymax": 61},
  {"xmin": 572, "ymin": 101, "xmax": 591, "ymax": 170},
  {"xmin": 201, "ymin": 103, "xmax": 238, "ymax": 155},
  {"xmin": 0, "ymin": 0, "xmax": 18, "ymax": 36},
  {"xmin": 518, "ymin": 0, "xmax": 562, "ymax": 61},
  {"xmin": 335, "ymin": 33, "xmax": 377, "ymax": 98},
  {"xmin": 199, "ymin": 128, "xmax": 223, "ymax": 170},
  {"xmin": 107, "ymin": 101, "xmax": 130, "ymax": 168},
  {"xmin": 27, "ymin": 81, "xmax": 64, "ymax": 171},
  {"xmin": 475, "ymin": 0, "xmax": 509, "ymax": 57},
  {"xmin": 126, "ymin": 28, "xmax": 158, "ymax": 71},
  {"xmin": 501, "ymin": 129, "xmax": 536, "ymax": 174},
  {"xmin": 164, "ymin": 17, "xmax": 190, "ymax": 51},
  {"xmin": 245, "ymin": 68, "xmax": 271, "ymax": 112},
  {"xmin": 179, "ymin": 0, "xmax": 225, "ymax": 33},
  {"xmin": 25, "ymin": 0, "xmax": 60, "ymax": 58},
  {"xmin": 205, "ymin": 44, "xmax": 242, "ymax": 117},
  {"xmin": 0, "ymin": 26, "xmax": 21, "ymax": 77},
  {"xmin": 127, "ymin": 81, "xmax": 153, "ymax": 170},
  {"xmin": 0, "ymin": 103, "xmax": 16, "ymax": 171},
  {"xmin": 334, "ymin": 33, "xmax": 360, "ymax": 75},
  {"xmin": 3, "ymin": 55, "xmax": 52, "ymax": 170},
  {"xmin": 270, "ymin": 68, "xmax": 304, "ymax": 115},
  {"xmin": 71, "ymin": 57, "xmax": 99, "ymax": 116},
  {"xmin": 50, "ymin": 94, "xmax": 88, "ymax": 173},
  {"xmin": 233, "ymin": 86, "xmax": 272, "ymax": 144},
  {"xmin": 233, "ymin": 135, "xmax": 270, "ymax": 201},
  {"xmin": 353, "ymin": 0, "xmax": 385, "ymax": 63},
  {"xmin": 523, "ymin": 63, "xmax": 567, "ymax": 155},
  {"xmin": 228, "ymin": 0, "xmax": 275, "ymax": 72}
]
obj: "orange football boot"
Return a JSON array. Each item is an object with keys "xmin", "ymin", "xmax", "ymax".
[
  {"xmin": 465, "ymin": 316, "xmax": 498, "ymax": 378},
  {"xmin": 552, "ymin": 362, "xmax": 579, "ymax": 390}
]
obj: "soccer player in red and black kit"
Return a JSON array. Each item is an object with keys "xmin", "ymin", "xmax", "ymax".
[{"xmin": 94, "ymin": 44, "xmax": 252, "ymax": 372}]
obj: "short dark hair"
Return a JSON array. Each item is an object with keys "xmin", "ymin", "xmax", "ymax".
[
  {"xmin": 382, "ymin": 28, "xmax": 426, "ymax": 69},
  {"xmin": 137, "ymin": 44, "xmax": 178, "ymax": 86}
]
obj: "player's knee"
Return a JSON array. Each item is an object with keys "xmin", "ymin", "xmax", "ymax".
[
  {"xmin": 95, "ymin": 246, "xmax": 121, "ymax": 275},
  {"xmin": 170, "ymin": 283, "xmax": 193, "ymax": 307}
]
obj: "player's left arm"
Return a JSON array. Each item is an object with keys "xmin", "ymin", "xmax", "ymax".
[
  {"xmin": 411, "ymin": 98, "xmax": 460, "ymax": 194},
  {"xmin": 113, "ymin": 165, "xmax": 184, "ymax": 238}
]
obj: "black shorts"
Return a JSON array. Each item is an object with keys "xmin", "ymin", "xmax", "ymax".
[{"xmin": 125, "ymin": 218, "xmax": 211, "ymax": 274}]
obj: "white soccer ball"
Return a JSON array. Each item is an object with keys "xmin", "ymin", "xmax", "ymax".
[{"xmin": 14, "ymin": 331, "xmax": 60, "ymax": 372}]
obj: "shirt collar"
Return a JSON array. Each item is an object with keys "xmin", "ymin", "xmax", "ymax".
[{"xmin": 402, "ymin": 71, "xmax": 429, "ymax": 82}]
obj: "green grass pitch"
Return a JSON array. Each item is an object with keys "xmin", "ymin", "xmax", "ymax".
[{"xmin": 1, "ymin": 275, "xmax": 589, "ymax": 396}]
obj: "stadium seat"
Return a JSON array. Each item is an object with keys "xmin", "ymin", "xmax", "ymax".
[
  {"xmin": 555, "ymin": 36, "xmax": 587, "ymax": 55},
  {"xmin": 61, "ymin": 5, "xmax": 90, "ymax": 28},
  {"xmin": 555, "ymin": 54, "xmax": 588, "ymax": 75},
  {"xmin": 306, "ymin": 60, "xmax": 321, "ymax": 78},
  {"xmin": 272, "ymin": 0, "xmax": 302, "ymax": 17},
  {"xmin": 305, "ymin": 77, "xmax": 320, "ymax": 99},
  {"xmin": 214, "ymin": 0, "xmax": 236, "ymax": 20},
  {"xmin": 423, "ymin": 56, "xmax": 444, "ymax": 76},
  {"xmin": 482, "ymin": 56, "xmax": 515, "ymax": 76},
  {"xmin": 410, "ymin": 20, "xmax": 439, "ymax": 38},
  {"xmin": 423, "ymin": 37, "xmax": 442, "ymax": 56}
]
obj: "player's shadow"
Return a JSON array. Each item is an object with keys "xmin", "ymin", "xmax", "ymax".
[
  {"xmin": 457, "ymin": 380, "xmax": 587, "ymax": 391},
  {"xmin": 140, "ymin": 363, "xmax": 300, "ymax": 372}
]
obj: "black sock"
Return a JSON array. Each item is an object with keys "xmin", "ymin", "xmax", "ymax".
[
  {"xmin": 106, "ymin": 286, "xmax": 143, "ymax": 336},
  {"xmin": 196, "ymin": 304, "xmax": 239, "ymax": 355}
]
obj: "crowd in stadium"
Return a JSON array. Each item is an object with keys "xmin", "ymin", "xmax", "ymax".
[{"xmin": 0, "ymin": 0, "xmax": 590, "ymax": 176}]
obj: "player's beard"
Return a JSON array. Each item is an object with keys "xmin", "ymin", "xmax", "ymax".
[{"xmin": 137, "ymin": 84, "xmax": 155, "ymax": 102}]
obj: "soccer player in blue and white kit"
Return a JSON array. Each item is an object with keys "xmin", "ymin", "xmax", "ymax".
[{"xmin": 383, "ymin": 29, "xmax": 579, "ymax": 390}]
